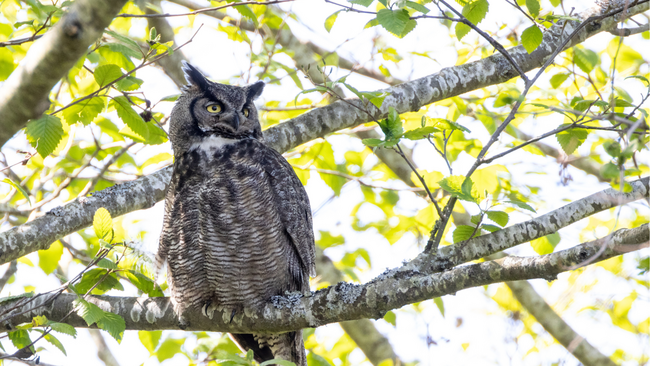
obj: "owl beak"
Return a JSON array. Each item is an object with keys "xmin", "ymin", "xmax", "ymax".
[{"xmin": 229, "ymin": 113, "xmax": 240, "ymax": 131}]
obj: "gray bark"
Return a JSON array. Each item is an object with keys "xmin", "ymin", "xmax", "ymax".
[
  {"xmin": 1, "ymin": 224, "xmax": 646, "ymax": 332},
  {"xmin": 507, "ymin": 280, "xmax": 617, "ymax": 366},
  {"xmin": 400, "ymin": 177, "xmax": 648, "ymax": 275},
  {"xmin": 0, "ymin": 0, "xmax": 129, "ymax": 147}
]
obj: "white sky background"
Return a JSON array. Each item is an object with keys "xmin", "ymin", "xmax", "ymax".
[{"xmin": 1, "ymin": 0, "xmax": 649, "ymax": 365}]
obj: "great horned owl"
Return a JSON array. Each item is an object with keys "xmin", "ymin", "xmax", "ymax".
[{"xmin": 155, "ymin": 62, "xmax": 315, "ymax": 365}]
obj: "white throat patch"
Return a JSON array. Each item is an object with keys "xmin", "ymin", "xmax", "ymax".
[{"xmin": 189, "ymin": 135, "xmax": 238, "ymax": 153}]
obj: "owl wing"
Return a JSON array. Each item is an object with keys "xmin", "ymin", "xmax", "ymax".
[
  {"xmin": 154, "ymin": 168, "xmax": 180, "ymax": 280},
  {"xmin": 262, "ymin": 147, "xmax": 316, "ymax": 284}
]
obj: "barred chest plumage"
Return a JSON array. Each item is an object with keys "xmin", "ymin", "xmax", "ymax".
[{"xmin": 166, "ymin": 138, "xmax": 306, "ymax": 311}]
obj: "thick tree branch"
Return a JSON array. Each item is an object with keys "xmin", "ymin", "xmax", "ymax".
[
  {"xmin": 0, "ymin": 0, "xmax": 129, "ymax": 148},
  {"xmin": 263, "ymin": 0, "xmax": 649, "ymax": 154},
  {"xmin": 1, "ymin": 224, "xmax": 646, "ymax": 332},
  {"xmin": 402, "ymin": 177, "xmax": 648, "ymax": 274},
  {"xmin": 0, "ymin": 170, "xmax": 170, "ymax": 264},
  {"xmin": 507, "ymin": 280, "xmax": 617, "ymax": 366}
]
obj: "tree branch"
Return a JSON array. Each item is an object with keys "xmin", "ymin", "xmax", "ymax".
[
  {"xmin": 403, "ymin": 177, "xmax": 648, "ymax": 275},
  {"xmin": 507, "ymin": 280, "xmax": 617, "ymax": 366},
  {"xmin": 1, "ymin": 224, "xmax": 646, "ymax": 332},
  {"xmin": 0, "ymin": 0, "xmax": 129, "ymax": 148}
]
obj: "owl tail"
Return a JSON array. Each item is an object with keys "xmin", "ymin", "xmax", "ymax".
[{"xmin": 229, "ymin": 331, "xmax": 306, "ymax": 366}]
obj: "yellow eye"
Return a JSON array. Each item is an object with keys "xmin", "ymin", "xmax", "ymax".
[
  {"xmin": 206, "ymin": 104, "xmax": 222, "ymax": 113},
  {"xmin": 243, "ymin": 108, "xmax": 250, "ymax": 117}
]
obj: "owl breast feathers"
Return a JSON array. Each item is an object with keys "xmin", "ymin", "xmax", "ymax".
[{"xmin": 155, "ymin": 62, "xmax": 315, "ymax": 365}]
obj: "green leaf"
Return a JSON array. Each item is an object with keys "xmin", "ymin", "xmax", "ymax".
[
  {"xmin": 379, "ymin": 106, "xmax": 403, "ymax": 141},
  {"xmin": 155, "ymin": 337, "xmax": 184, "ymax": 362},
  {"xmin": 115, "ymin": 76, "xmax": 143, "ymax": 91},
  {"xmin": 556, "ymin": 125, "xmax": 588, "ymax": 155},
  {"xmin": 97, "ymin": 312, "xmax": 125, "ymax": 343},
  {"xmin": 433, "ymin": 297, "xmax": 445, "ymax": 316},
  {"xmin": 38, "ymin": 240, "xmax": 63, "ymax": 275},
  {"xmin": 0, "ymin": 48, "xmax": 16, "ymax": 81},
  {"xmin": 110, "ymin": 96, "xmax": 149, "ymax": 140},
  {"xmin": 159, "ymin": 94, "xmax": 180, "ymax": 102},
  {"xmin": 260, "ymin": 360, "xmax": 296, "ymax": 366},
  {"xmin": 48, "ymin": 322, "xmax": 77, "ymax": 338},
  {"xmin": 94, "ymin": 64, "xmax": 123, "ymax": 87},
  {"xmin": 573, "ymin": 47, "xmax": 598, "ymax": 73},
  {"xmin": 25, "ymin": 115, "xmax": 65, "ymax": 158},
  {"xmin": 550, "ymin": 73, "xmax": 570, "ymax": 88},
  {"xmin": 486, "ymin": 210, "xmax": 509, "ymax": 227},
  {"xmin": 234, "ymin": 5, "xmax": 258, "ymax": 27},
  {"xmin": 637, "ymin": 257, "xmax": 649, "ymax": 275},
  {"xmin": 148, "ymin": 27, "xmax": 158, "ymax": 43},
  {"xmin": 125, "ymin": 270, "xmax": 163, "ymax": 297},
  {"xmin": 406, "ymin": 1, "xmax": 430, "ymax": 13},
  {"xmin": 364, "ymin": 17, "xmax": 379, "ymax": 29},
  {"xmin": 521, "ymin": 25, "xmax": 543, "ymax": 54},
  {"xmin": 62, "ymin": 97, "xmax": 105, "ymax": 126},
  {"xmin": 625, "ymin": 75, "xmax": 649, "ymax": 86},
  {"xmin": 430, "ymin": 117, "xmax": 471, "ymax": 132},
  {"xmin": 74, "ymin": 299, "xmax": 105, "ymax": 326},
  {"xmin": 453, "ymin": 225, "xmax": 479, "ymax": 243},
  {"xmin": 120, "ymin": 122, "xmax": 168, "ymax": 145},
  {"xmin": 96, "ymin": 258, "xmax": 118, "ymax": 270},
  {"xmin": 383, "ymin": 311, "xmax": 396, "ymax": 326},
  {"xmin": 600, "ymin": 162, "xmax": 620, "ymax": 179},
  {"xmin": 307, "ymin": 353, "xmax": 334, "ymax": 366},
  {"xmin": 324, "ymin": 10, "xmax": 341, "ymax": 32},
  {"xmin": 455, "ymin": 0, "xmax": 489, "ymax": 40},
  {"xmin": 317, "ymin": 231, "xmax": 345, "ymax": 249},
  {"xmin": 505, "ymin": 200, "xmax": 536, "ymax": 212},
  {"xmin": 93, "ymin": 207, "xmax": 113, "ymax": 241},
  {"xmin": 439, "ymin": 175, "xmax": 478, "ymax": 203},
  {"xmin": 530, "ymin": 233, "xmax": 560, "ymax": 255},
  {"xmin": 42, "ymin": 331, "xmax": 67, "ymax": 355},
  {"xmin": 139, "ymin": 331, "xmax": 162, "ymax": 354},
  {"xmin": 2, "ymin": 178, "xmax": 30, "ymax": 205},
  {"xmin": 403, "ymin": 126, "xmax": 437, "ymax": 140},
  {"xmin": 362, "ymin": 138, "xmax": 384, "ymax": 147},
  {"xmin": 349, "ymin": 0, "xmax": 374, "ymax": 6},
  {"xmin": 376, "ymin": 8, "xmax": 417, "ymax": 37},
  {"xmin": 482, "ymin": 224, "xmax": 502, "ymax": 232},
  {"xmin": 8, "ymin": 329, "xmax": 33, "ymax": 352},
  {"xmin": 105, "ymin": 42, "xmax": 142, "ymax": 60},
  {"xmin": 525, "ymin": 0, "xmax": 540, "ymax": 17},
  {"xmin": 104, "ymin": 30, "xmax": 143, "ymax": 57},
  {"xmin": 141, "ymin": 152, "xmax": 173, "ymax": 170},
  {"xmin": 74, "ymin": 268, "xmax": 123, "ymax": 294}
]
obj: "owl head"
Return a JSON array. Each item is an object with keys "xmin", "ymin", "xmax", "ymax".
[{"xmin": 169, "ymin": 62, "xmax": 265, "ymax": 155}]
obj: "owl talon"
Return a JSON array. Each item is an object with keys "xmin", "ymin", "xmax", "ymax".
[
  {"xmin": 201, "ymin": 301, "xmax": 211, "ymax": 318},
  {"xmin": 202, "ymin": 301, "xmax": 217, "ymax": 320},
  {"xmin": 230, "ymin": 308, "xmax": 237, "ymax": 323}
]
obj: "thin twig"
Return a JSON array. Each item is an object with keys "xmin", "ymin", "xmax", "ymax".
[
  {"xmin": 438, "ymin": 0, "xmax": 531, "ymax": 85},
  {"xmin": 116, "ymin": 0, "xmax": 295, "ymax": 18}
]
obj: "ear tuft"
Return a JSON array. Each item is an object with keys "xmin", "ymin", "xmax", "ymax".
[
  {"xmin": 245, "ymin": 81, "xmax": 265, "ymax": 101},
  {"xmin": 181, "ymin": 61, "xmax": 209, "ymax": 91}
]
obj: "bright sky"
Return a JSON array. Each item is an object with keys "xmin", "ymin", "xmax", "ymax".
[{"xmin": 1, "ymin": 0, "xmax": 649, "ymax": 365}]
